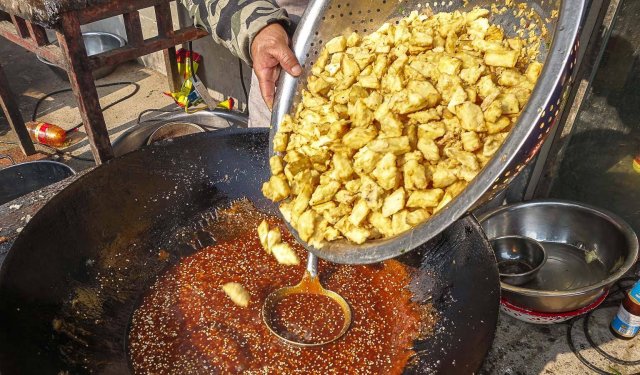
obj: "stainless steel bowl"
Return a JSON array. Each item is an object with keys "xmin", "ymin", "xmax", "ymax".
[
  {"xmin": 491, "ymin": 236, "xmax": 547, "ymax": 286},
  {"xmin": 478, "ymin": 200, "xmax": 639, "ymax": 313},
  {"xmin": 146, "ymin": 122, "xmax": 205, "ymax": 145},
  {"xmin": 37, "ymin": 32, "xmax": 126, "ymax": 81}
]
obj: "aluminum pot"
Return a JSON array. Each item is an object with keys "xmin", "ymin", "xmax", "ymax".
[
  {"xmin": 270, "ymin": 0, "xmax": 588, "ymax": 264},
  {"xmin": 0, "ymin": 159, "xmax": 76, "ymax": 205},
  {"xmin": 37, "ymin": 32, "xmax": 126, "ymax": 81},
  {"xmin": 478, "ymin": 200, "xmax": 639, "ymax": 313}
]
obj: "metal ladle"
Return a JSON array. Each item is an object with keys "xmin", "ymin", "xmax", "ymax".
[{"xmin": 262, "ymin": 253, "xmax": 352, "ymax": 346}]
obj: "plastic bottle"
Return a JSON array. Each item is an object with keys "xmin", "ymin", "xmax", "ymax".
[
  {"xmin": 26, "ymin": 121, "xmax": 67, "ymax": 147},
  {"xmin": 610, "ymin": 279, "xmax": 640, "ymax": 339}
]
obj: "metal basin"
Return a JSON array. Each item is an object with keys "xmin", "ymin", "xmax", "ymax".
[
  {"xmin": 0, "ymin": 161, "xmax": 76, "ymax": 205},
  {"xmin": 491, "ymin": 236, "xmax": 547, "ymax": 286},
  {"xmin": 37, "ymin": 32, "xmax": 126, "ymax": 81},
  {"xmin": 478, "ymin": 200, "xmax": 639, "ymax": 313}
]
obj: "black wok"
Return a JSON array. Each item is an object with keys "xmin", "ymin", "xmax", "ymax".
[{"xmin": 0, "ymin": 128, "xmax": 499, "ymax": 374}]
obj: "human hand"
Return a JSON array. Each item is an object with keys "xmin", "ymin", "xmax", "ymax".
[{"xmin": 251, "ymin": 23, "xmax": 303, "ymax": 109}]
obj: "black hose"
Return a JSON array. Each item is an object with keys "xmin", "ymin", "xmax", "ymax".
[{"xmin": 566, "ymin": 277, "xmax": 640, "ymax": 374}]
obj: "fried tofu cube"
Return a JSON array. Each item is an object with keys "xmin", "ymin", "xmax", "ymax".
[
  {"xmin": 257, "ymin": 220, "xmax": 269, "ymax": 251},
  {"xmin": 457, "ymin": 102, "xmax": 486, "ymax": 132},
  {"xmin": 273, "ymin": 132, "xmax": 289, "ymax": 152},
  {"xmin": 372, "ymin": 153, "xmax": 399, "ymax": 190},
  {"xmin": 407, "ymin": 209, "xmax": 431, "ymax": 226},
  {"xmin": 354, "ymin": 147, "xmax": 382, "ymax": 175},
  {"xmin": 347, "ymin": 31, "xmax": 361, "ymax": 47},
  {"xmin": 438, "ymin": 56, "xmax": 462, "ymax": 75},
  {"xmin": 335, "ymin": 190, "xmax": 356, "ymax": 205},
  {"xmin": 390, "ymin": 81, "xmax": 441, "ymax": 114},
  {"xmin": 342, "ymin": 126, "xmax": 378, "ymax": 150},
  {"xmin": 418, "ymin": 121, "xmax": 447, "ymax": 139},
  {"xmin": 324, "ymin": 226, "xmax": 342, "ymax": 241},
  {"xmin": 322, "ymin": 203, "xmax": 351, "ymax": 225},
  {"xmin": 343, "ymin": 226, "xmax": 371, "ymax": 244},
  {"xmin": 272, "ymin": 243, "xmax": 301, "ymax": 265},
  {"xmin": 447, "ymin": 149, "xmax": 480, "ymax": 170},
  {"xmin": 391, "ymin": 210, "xmax": 412, "ymax": 235},
  {"xmin": 269, "ymin": 155, "xmax": 284, "ymax": 175},
  {"xmin": 330, "ymin": 152, "xmax": 354, "ymax": 182},
  {"xmin": 364, "ymin": 91, "xmax": 383, "ymax": 110},
  {"xmin": 297, "ymin": 209, "xmax": 318, "ymax": 242},
  {"xmin": 408, "ymin": 108, "xmax": 442, "ymax": 124},
  {"xmin": 484, "ymin": 49, "xmax": 519, "ymax": 68},
  {"xmin": 309, "ymin": 180, "xmax": 341, "ymax": 205},
  {"xmin": 461, "ymin": 131, "xmax": 481, "ymax": 152},
  {"xmin": 279, "ymin": 201, "xmax": 293, "ymax": 223},
  {"xmin": 349, "ymin": 199, "xmax": 371, "ymax": 226},
  {"xmin": 325, "ymin": 35, "xmax": 347, "ymax": 54},
  {"xmin": 349, "ymin": 99, "xmax": 374, "ymax": 127},
  {"xmin": 262, "ymin": 174, "xmax": 290, "ymax": 202},
  {"xmin": 500, "ymin": 93, "xmax": 520, "ymax": 114},
  {"xmin": 483, "ymin": 99, "xmax": 503, "ymax": 123},
  {"xmin": 418, "ymin": 137, "xmax": 440, "ymax": 162},
  {"xmin": 368, "ymin": 136, "xmax": 411, "ymax": 155},
  {"xmin": 407, "ymin": 188, "xmax": 445, "ymax": 208},
  {"xmin": 337, "ymin": 56, "xmax": 361, "ymax": 89},
  {"xmin": 308, "ymin": 75, "xmax": 333, "ymax": 96},
  {"xmin": 360, "ymin": 176, "xmax": 385, "ymax": 210},
  {"xmin": 483, "ymin": 133, "xmax": 508, "ymax": 157},
  {"xmin": 266, "ymin": 228, "xmax": 282, "ymax": 253},
  {"xmin": 222, "ymin": 282, "xmax": 250, "ymax": 307},
  {"xmin": 382, "ymin": 188, "xmax": 406, "ymax": 217},
  {"xmin": 487, "ymin": 116, "xmax": 512, "ymax": 134},
  {"xmin": 369, "ymin": 211, "xmax": 393, "ymax": 237},
  {"xmin": 498, "ymin": 69, "xmax": 524, "ymax": 87},
  {"xmin": 432, "ymin": 166, "xmax": 458, "ymax": 188},
  {"xmin": 477, "ymin": 75, "xmax": 500, "ymax": 99},
  {"xmin": 526, "ymin": 61, "xmax": 543, "ymax": 83},
  {"xmin": 359, "ymin": 74, "xmax": 380, "ymax": 89},
  {"xmin": 344, "ymin": 179, "xmax": 362, "ymax": 193},
  {"xmin": 403, "ymin": 159, "xmax": 429, "ymax": 190},
  {"xmin": 434, "ymin": 192, "xmax": 453, "ymax": 213}
]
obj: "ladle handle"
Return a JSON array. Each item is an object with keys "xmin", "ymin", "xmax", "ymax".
[{"xmin": 306, "ymin": 252, "xmax": 318, "ymax": 279}]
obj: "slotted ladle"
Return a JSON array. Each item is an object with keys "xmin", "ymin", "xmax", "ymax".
[{"xmin": 262, "ymin": 253, "xmax": 352, "ymax": 346}]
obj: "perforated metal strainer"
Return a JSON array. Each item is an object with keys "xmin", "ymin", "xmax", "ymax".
[{"xmin": 269, "ymin": 0, "xmax": 587, "ymax": 265}]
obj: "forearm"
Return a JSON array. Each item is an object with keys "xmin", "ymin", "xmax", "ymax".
[{"xmin": 179, "ymin": 0, "xmax": 292, "ymax": 65}]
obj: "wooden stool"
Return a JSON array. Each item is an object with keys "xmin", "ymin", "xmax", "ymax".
[{"xmin": 0, "ymin": 0, "xmax": 208, "ymax": 164}]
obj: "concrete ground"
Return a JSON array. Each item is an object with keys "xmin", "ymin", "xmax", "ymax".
[
  {"xmin": 1, "ymin": 8, "xmax": 640, "ymax": 375},
  {"xmin": 0, "ymin": 38, "xmax": 178, "ymax": 172}
]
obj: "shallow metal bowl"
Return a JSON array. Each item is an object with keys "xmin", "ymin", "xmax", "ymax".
[
  {"xmin": 37, "ymin": 32, "xmax": 126, "ymax": 81},
  {"xmin": 491, "ymin": 236, "xmax": 547, "ymax": 286},
  {"xmin": 478, "ymin": 200, "xmax": 638, "ymax": 313}
]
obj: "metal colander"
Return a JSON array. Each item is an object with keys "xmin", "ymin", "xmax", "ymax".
[{"xmin": 270, "ymin": 0, "xmax": 587, "ymax": 264}]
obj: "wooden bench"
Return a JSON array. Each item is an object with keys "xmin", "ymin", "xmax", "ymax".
[{"xmin": 0, "ymin": 0, "xmax": 208, "ymax": 164}]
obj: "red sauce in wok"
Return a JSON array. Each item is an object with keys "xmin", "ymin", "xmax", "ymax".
[{"xmin": 128, "ymin": 202, "xmax": 431, "ymax": 374}]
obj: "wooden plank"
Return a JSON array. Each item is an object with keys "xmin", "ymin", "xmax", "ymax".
[
  {"xmin": 56, "ymin": 13, "xmax": 113, "ymax": 164},
  {"xmin": 76, "ymin": 0, "xmax": 170, "ymax": 25},
  {"xmin": 0, "ymin": 64, "xmax": 36, "ymax": 156},
  {"xmin": 26, "ymin": 21, "xmax": 49, "ymax": 46},
  {"xmin": 163, "ymin": 47, "xmax": 181, "ymax": 92},
  {"xmin": 154, "ymin": 1, "xmax": 174, "ymax": 37},
  {"xmin": 0, "ymin": 21, "xmax": 64, "ymax": 66},
  {"xmin": 122, "ymin": 11, "xmax": 143, "ymax": 47},
  {"xmin": 9, "ymin": 15, "xmax": 29, "ymax": 38},
  {"xmin": 87, "ymin": 26, "xmax": 208, "ymax": 69}
]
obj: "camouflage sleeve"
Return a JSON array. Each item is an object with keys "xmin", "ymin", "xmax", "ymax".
[{"xmin": 179, "ymin": 0, "xmax": 292, "ymax": 66}]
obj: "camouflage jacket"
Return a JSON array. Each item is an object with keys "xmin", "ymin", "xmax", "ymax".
[{"xmin": 179, "ymin": 0, "xmax": 293, "ymax": 66}]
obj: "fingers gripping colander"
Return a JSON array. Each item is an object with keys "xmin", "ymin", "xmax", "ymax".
[{"xmin": 269, "ymin": 0, "xmax": 587, "ymax": 265}]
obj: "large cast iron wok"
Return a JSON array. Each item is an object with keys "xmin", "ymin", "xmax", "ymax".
[{"xmin": 0, "ymin": 129, "xmax": 499, "ymax": 374}]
